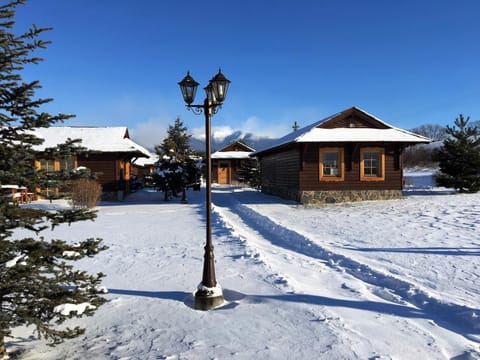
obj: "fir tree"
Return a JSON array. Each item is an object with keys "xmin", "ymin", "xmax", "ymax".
[
  {"xmin": 0, "ymin": 1, "xmax": 107, "ymax": 357},
  {"xmin": 435, "ymin": 114, "xmax": 480, "ymax": 193},
  {"xmin": 238, "ymin": 157, "xmax": 261, "ymax": 189},
  {"xmin": 154, "ymin": 118, "xmax": 201, "ymax": 201},
  {"xmin": 156, "ymin": 117, "xmax": 192, "ymax": 162}
]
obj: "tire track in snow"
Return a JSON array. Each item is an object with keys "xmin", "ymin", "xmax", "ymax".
[{"xmin": 213, "ymin": 191, "xmax": 480, "ymax": 343}]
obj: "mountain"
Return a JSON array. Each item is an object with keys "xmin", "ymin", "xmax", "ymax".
[{"xmin": 190, "ymin": 131, "xmax": 279, "ymax": 153}]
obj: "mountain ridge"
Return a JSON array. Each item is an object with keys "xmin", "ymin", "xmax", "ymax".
[{"xmin": 189, "ymin": 131, "xmax": 279, "ymax": 153}]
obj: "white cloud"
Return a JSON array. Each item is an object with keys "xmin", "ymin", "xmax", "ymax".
[
  {"xmin": 131, "ymin": 106, "xmax": 324, "ymax": 149},
  {"xmin": 240, "ymin": 116, "xmax": 290, "ymax": 139},
  {"xmin": 191, "ymin": 116, "xmax": 291, "ymax": 141},
  {"xmin": 191, "ymin": 125, "xmax": 235, "ymax": 142},
  {"xmin": 129, "ymin": 121, "xmax": 167, "ymax": 150}
]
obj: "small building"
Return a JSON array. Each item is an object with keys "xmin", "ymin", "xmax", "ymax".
[
  {"xmin": 34, "ymin": 126, "xmax": 150, "ymax": 199},
  {"xmin": 251, "ymin": 107, "xmax": 430, "ymax": 204},
  {"xmin": 211, "ymin": 141, "xmax": 255, "ymax": 185},
  {"xmin": 132, "ymin": 153, "xmax": 158, "ymax": 178}
]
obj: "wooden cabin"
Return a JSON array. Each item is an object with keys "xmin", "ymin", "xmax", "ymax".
[
  {"xmin": 132, "ymin": 154, "xmax": 158, "ymax": 182},
  {"xmin": 251, "ymin": 107, "xmax": 431, "ymax": 204},
  {"xmin": 211, "ymin": 141, "xmax": 255, "ymax": 185},
  {"xmin": 34, "ymin": 127, "xmax": 150, "ymax": 200}
]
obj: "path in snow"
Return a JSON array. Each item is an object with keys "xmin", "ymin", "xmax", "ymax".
[{"xmin": 211, "ymin": 187, "xmax": 480, "ymax": 345}]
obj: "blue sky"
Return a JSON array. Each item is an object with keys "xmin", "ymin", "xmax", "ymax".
[{"xmin": 15, "ymin": 0, "xmax": 480, "ymax": 148}]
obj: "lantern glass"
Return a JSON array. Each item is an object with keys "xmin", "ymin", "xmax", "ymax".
[
  {"xmin": 178, "ymin": 72, "xmax": 199, "ymax": 105},
  {"xmin": 210, "ymin": 69, "xmax": 230, "ymax": 104},
  {"xmin": 204, "ymin": 83, "xmax": 217, "ymax": 104}
]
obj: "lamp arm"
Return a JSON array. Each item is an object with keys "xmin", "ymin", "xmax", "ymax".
[{"xmin": 186, "ymin": 100, "xmax": 223, "ymax": 115}]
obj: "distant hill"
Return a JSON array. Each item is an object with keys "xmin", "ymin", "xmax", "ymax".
[{"xmin": 190, "ymin": 131, "xmax": 279, "ymax": 153}]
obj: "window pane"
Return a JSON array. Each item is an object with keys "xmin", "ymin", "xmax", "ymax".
[
  {"xmin": 323, "ymin": 152, "xmax": 339, "ymax": 176},
  {"xmin": 40, "ymin": 159, "xmax": 55, "ymax": 173},
  {"xmin": 363, "ymin": 152, "xmax": 379, "ymax": 176},
  {"xmin": 59, "ymin": 157, "xmax": 75, "ymax": 171}
]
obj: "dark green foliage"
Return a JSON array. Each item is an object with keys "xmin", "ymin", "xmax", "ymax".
[
  {"xmin": 155, "ymin": 117, "xmax": 192, "ymax": 158},
  {"xmin": 435, "ymin": 114, "xmax": 480, "ymax": 193},
  {"xmin": 238, "ymin": 157, "xmax": 261, "ymax": 189},
  {"xmin": 0, "ymin": 0, "xmax": 107, "ymax": 354},
  {"xmin": 154, "ymin": 118, "xmax": 201, "ymax": 200}
]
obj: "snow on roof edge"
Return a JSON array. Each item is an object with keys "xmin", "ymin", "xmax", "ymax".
[
  {"xmin": 251, "ymin": 107, "xmax": 431, "ymax": 156},
  {"xmin": 32, "ymin": 126, "xmax": 151, "ymax": 158}
]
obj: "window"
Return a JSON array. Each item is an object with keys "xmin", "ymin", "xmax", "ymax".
[
  {"xmin": 360, "ymin": 147, "xmax": 385, "ymax": 181},
  {"xmin": 36, "ymin": 157, "xmax": 77, "ymax": 197},
  {"xmin": 319, "ymin": 147, "xmax": 344, "ymax": 181},
  {"xmin": 39, "ymin": 159, "xmax": 56, "ymax": 173},
  {"xmin": 59, "ymin": 157, "xmax": 75, "ymax": 172}
]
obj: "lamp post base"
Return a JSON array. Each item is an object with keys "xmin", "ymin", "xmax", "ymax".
[{"xmin": 194, "ymin": 284, "xmax": 224, "ymax": 311}]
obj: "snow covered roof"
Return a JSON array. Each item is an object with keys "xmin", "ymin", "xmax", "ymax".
[
  {"xmin": 211, "ymin": 151, "xmax": 252, "ymax": 159},
  {"xmin": 133, "ymin": 153, "xmax": 159, "ymax": 167},
  {"xmin": 297, "ymin": 128, "xmax": 431, "ymax": 143},
  {"xmin": 252, "ymin": 107, "xmax": 431, "ymax": 156},
  {"xmin": 211, "ymin": 140, "xmax": 255, "ymax": 159},
  {"xmin": 33, "ymin": 127, "xmax": 151, "ymax": 158}
]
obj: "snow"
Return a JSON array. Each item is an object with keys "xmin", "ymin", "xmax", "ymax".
[
  {"xmin": 4, "ymin": 254, "xmax": 28, "ymax": 268},
  {"xmin": 297, "ymin": 127, "xmax": 433, "ymax": 143},
  {"xmin": 32, "ymin": 127, "xmax": 151, "ymax": 157},
  {"xmin": 252, "ymin": 107, "xmax": 430, "ymax": 156},
  {"xmin": 133, "ymin": 153, "xmax": 158, "ymax": 167},
  {"xmin": 7, "ymin": 169, "xmax": 480, "ymax": 359},
  {"xmin": 195, "ymin": 283, "xmax": 224, "ymax": 297},
  {"xmin": 53, "ymin": 303, "xmax": 96, "ymax": 316},
  {"xmin": 62, "ymin": 251, "xmax": 81, "ymax": 258},
  {"xmin": 211, "ymin": 151, "xmax": 252, "ymax": 159}
]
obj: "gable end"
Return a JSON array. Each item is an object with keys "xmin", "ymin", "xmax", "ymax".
[
  {"xmin": 220, "ymin": 141, "xmax": 255, "ymax": 153},
  {"xmin": 319, "ymin": 107, "xmax": 390, "ymax": 130}
]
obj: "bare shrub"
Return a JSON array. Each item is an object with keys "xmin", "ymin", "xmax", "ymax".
[
  {"xmin": 69, "ymin": 178, "xmax": 102, "ymax": 208},
  {"xmin": 404, "ymin": 144, "xmax": 439, "ymax": 168}
]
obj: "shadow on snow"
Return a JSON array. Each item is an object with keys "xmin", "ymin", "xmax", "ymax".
[
  {"xmin": 210, "ymin": 188, "xmax": 480, "ymax": 342},
  {"xmin": 345, "ymin": 246, "xmax": 480, "ymax": 256}
]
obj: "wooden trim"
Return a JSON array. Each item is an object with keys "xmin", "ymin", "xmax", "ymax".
[
  {"xmin": 319, "ymin": 147, "xmax": 344, "ymax": 182},
  {"xmin": 360, "ymin": 147, "xmax": 385, "ymax": 181}
]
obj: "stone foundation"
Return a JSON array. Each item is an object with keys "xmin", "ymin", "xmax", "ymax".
[
  {"xmin": 261, "ymin": 185, "xmax": 301, "ymax": 203},
  {"xmin": 299, "ymin": 189, "xmax": 403, "ymax": 205},
  {"xmin": 261, "ymin": 186, "xmax": 403, "ymax": 205}
]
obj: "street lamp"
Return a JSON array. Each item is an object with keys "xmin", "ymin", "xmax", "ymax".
[{"xmin": 178, "ymin": 69, "xmax": 231, "ymax": 310}]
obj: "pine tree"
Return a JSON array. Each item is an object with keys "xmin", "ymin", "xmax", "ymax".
[
  {"xmin": 0, "ymin": 1, "xmax": 107, "ymax": 357},
  {"xmin": 154, "ymin": 118, "xmax": 201, "ymax": 201},
  {"xmin": 156, "ymin": 117, "xmax": 192, "ymax": 162},
  {"xmin": 238, "ymin": 157, "xmax": 261, "ymax": 189},
  {"xmin": 435, "ymin": 114, "xmax": 480, "ymax": 193}
]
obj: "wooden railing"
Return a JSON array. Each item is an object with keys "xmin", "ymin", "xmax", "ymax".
[{"xmin": 1, "ymin": 185, "xmax": 36, "ymax": 203}]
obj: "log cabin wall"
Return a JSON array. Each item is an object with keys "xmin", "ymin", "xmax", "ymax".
[
  {"xmin": 78, "ymin": 153, "xmax": 131, "ymax": 196},
  {"xmin": 299, "ymin": 143, "xmax": 403, "ymax": 191},
  {"xmin": 259, "ymin": 142, "xmax": 405, "ymax": 204},
  {"xmin": 259, "ymin": 146, "xmax": 301, "ymax": 201}
]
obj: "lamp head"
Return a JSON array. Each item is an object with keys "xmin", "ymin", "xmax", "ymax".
[
  {"xmin": 178, "ymin": 71, "xmax": 199, "ymax": 105},
  {"xmin": 209, "ymin": 69, "xmax": 230, "ymax": 104}
]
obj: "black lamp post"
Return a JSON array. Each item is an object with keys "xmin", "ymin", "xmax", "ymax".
[{"xmin": 178, "ymin": 69, "xmax": 231, "ymax": 310}]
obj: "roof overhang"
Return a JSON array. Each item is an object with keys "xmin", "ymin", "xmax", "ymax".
[
  {"xmin": 211, "ymin": 151, "xmax": 252, "ymax": 160},
  {"xmin": 297, "ymin": 128, "xmax": 431, "ymax": 144},
  {"xmin": 251, "ymin": 107, "xmax": 432, "ymax": 157}
]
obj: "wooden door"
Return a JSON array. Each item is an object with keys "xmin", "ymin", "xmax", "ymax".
[{"xmin": 217, "ymin": 162, "xmax": 230, "ymax": 184}]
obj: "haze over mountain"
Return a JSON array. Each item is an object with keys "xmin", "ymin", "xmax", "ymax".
[{"xmin": 189, "ymin": 130, "xmax": 278, "ymax": 153}]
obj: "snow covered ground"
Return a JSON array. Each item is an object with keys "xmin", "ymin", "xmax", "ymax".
[{"xmin": 8, "ymin": 169, "xmax": 480, "ymax": 359}]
